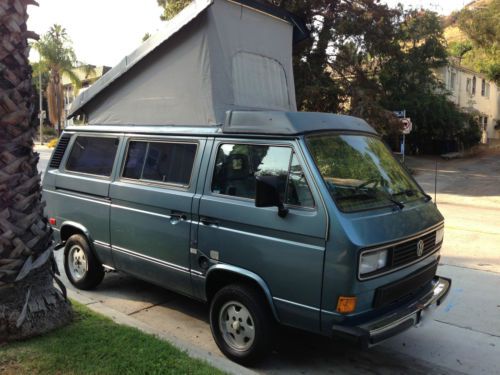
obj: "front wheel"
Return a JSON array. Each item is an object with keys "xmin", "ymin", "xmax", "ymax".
[
  {"xmin": 209, "ymin": 284, "xmax": 274, "ymax": 365},
  {"xmin": 64, "ymin": 234, "xmax": 104, "ymax": 290}
]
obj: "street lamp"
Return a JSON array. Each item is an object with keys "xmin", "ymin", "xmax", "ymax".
[
  {"xmin": 32, "ymin": 48, "xmax": 44, "ymax": 145},
  {"xmin": 38, "ymin": 58, "xmax": 43, "ymax": 145}
]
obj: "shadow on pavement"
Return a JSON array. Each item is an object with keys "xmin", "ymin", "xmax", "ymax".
[{"xmin": 82, "ymin": 270, "xmax": 456, "ymax": 375}]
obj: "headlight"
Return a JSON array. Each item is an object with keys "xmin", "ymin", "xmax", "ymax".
[
  {"xmin": 435, "ymin": 227, "xmax": 444, "ymax": 245},
  {"xmin": 360, "ymin": 249, "xmax": 388, "ymax": 275}
]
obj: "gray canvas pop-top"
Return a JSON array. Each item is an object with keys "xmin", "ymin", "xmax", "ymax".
[{"xmin": 68, "ymin": 0, "xmax": 308, "ymax": 126}]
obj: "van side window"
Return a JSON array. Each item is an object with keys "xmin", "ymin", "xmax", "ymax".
[
  {"xmin": 286, "ymin": 154, "xmax": 314, "ymax": 207},
  {"xmin": 122, "ymin": 141, "xmax": 197, "ymax": 186},
  {"xmin": 65, "ymin": 136, "xmax": 118, "ymax": 176},
  {"xmin": 211, "ymin": 144, "xmax": 314, "ymax": 207}
]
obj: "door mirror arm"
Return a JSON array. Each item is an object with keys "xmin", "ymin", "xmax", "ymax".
[
  {"xmin": 255, "ymin": 175, "xmax": 288, "ymax": 218},
  {"xmin": 277, "ymin": 202, "xmax": 289, "ymax": 218}
]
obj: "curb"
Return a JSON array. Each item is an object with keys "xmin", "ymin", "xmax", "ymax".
[{"xmin": 66, "ymin": 289, "xmax": 257, "ymax": 375}]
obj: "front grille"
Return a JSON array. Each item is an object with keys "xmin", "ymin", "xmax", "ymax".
[
  {"xmin": 373, "ymin": 261, "xmax": 437, "ymax": 308},
  {"xmin": 391, "ymin": 231, "xmax": 437, "ymax": 268},
  {"xmin": 359, "ymin": 227, "xmax": 442, "ymax": 280}
]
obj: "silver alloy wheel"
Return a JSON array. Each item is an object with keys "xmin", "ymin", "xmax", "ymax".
[
  {"xmin": 68, "ymin": 244, "xmax": 88, "ymax": 282},
  {"xmin": 219, "ymin": 301, "xmax": 255, "ymax": 352}
]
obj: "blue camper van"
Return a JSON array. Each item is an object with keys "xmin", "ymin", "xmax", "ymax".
[
  {"xmin": 43, "ymin": 111, "xmax": 450, "ymax": 363},
  {"xmin": 43, "ymin": 0, "xmax": 451, "ymax": 364}
]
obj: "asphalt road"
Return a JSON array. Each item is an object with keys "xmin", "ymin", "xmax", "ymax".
[{"xmin": 37, "ymin": 146, "xmax": 500, "ymax": 374}]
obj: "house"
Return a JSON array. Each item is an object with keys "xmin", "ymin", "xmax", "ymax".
[
  {"xmin": 67, "ymin": 0, "xmax": 307, "ymax": 126},
  {"xmin": 436, "ymin": 61, "xmax": 500, "ymax": 142},
  {"xmin": 61, "ymin": 65, "xmax": 111, "ymax": 126}
]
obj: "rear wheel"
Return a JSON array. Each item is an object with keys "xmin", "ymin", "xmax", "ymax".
[
  {"xmin": 64, "ymin": 234, "xmax": 104, "ymax": 290},
  {"xmin": 209, "ymin": 284, "xmax": 274, "ymax": 365}
]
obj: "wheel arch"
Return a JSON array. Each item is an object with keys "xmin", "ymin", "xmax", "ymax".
[
  {"xmin": 205, "ymin": 264, "xmax": 280, "ymax": 322},
  {"xmin": 60, "ymin": 221, "xmax": 92, "ymax": 244}
]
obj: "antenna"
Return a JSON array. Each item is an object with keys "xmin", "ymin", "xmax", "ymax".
[{"xmin": 434, "ymin": 160, "xmax": 438, "ymax": 205}]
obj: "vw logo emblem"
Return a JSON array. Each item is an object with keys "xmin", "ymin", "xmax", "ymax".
[{"xmin": 416, "ymin": 240, "xmax": 425, "ymax": 257}]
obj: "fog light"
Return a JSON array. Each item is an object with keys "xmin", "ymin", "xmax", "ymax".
[
  {"xmin": 337, "ymin": 296, "xmax": 357, "ymax": 314},
  {"xmin": 435, "ymin": 227, "xmax": 444, "ymax": 245}
]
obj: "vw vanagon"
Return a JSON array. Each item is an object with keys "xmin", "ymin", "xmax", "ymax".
[{"xmin": 43, "ymin": 111, "xmax": 451, "ymax": 364}]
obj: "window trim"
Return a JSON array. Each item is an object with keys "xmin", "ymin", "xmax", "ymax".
[
  {"xmin": 63, "ymin": 134, "xmax": 120, "ymax": 179},
  {"xmin": 209, "ymin": 141, "xmax": 316, "ymax": 210},
  {"xmin": 119, "ymin": 138, "xmax": 199, "ymax": 190}
]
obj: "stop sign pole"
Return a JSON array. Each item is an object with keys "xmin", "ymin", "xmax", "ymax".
[
  {"xmin": 394, "ymin": 110, "xmax": 412, "ymax": 162},
  {"xmin": 401, "ymin": 118, "xmax": 412, "ymax": 162}
]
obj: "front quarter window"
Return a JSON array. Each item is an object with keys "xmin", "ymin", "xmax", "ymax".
[{"xmin": 306, "ymin": 134, "xmax": 425, "ymax": 212}]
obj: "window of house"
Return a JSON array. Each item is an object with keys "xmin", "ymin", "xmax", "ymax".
[
  {"xmin": 466, "ymin": 78, "xmax": 472, "ymax": 94},
  {"xmin": 450, "ymin": 71, "xmax": 456, "ymax": 90},
  {"xmin": 480, "ymin": 116, "xmax": 488, "ymax": 131},
  {"xmin": 65, "ymin": 136, "xmax": 118, "ymax": 176},
  {"xmin": 480, "ymin": 79, "xmax": 491, "ymax": 97},
  {"xmin": 472, "ymin": 76, "xmax": 476, "ymax": 95},
  {"xmin": 211, "ymin": 144, "xmax": 314, "ymax": 208},
  {"xmin": 122, "ymin": 140, "xmax": 197, "ymax": 186}
]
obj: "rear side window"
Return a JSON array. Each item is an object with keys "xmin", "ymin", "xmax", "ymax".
[
  {"xmin": 122, "ymin": 140, "xmax": 197, "ymax": 186},
  {"xmin": 65, "ymin": 136, "xmax": 118, "ymax": 176},
  {"xmin": 211, "ymin": 144, "xmax": 314, "ymax": 207}
]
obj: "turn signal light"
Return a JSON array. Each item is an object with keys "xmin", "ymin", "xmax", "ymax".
[
  {"xmin": 336, "ymin": 296, "xmax": 357, "ymax": 314},
  {"xmin": 49, "ymin": 217, "xmax": 56, "ymax": 226}
]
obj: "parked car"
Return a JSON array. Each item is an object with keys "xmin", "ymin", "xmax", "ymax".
[{"xmin": 43, "ymin": 111, "xmax": 451, "ymax": 364}]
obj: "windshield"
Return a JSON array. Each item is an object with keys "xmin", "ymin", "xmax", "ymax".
[{"xmin": 306, "ymin": 134, "xmax": 426, "ymax": 212}]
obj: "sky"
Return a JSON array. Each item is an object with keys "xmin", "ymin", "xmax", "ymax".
[{"xmin": 27, "ymin": 0, "xmax": 468, "ymax": 68}]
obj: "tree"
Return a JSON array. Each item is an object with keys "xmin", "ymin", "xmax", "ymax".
[
  {"xmin": 0, "ymin": 0, "xmax": 72, "ymax": 341},
  {"xmin": 157, "ymin": 0, "xmax": 480, "ymax": 152},
  {"xmin": 455, "ymin": 0, "xmax": 500, "ymax": 84},
  {"xmin": 34, "ymin": 24, "xmax": 80, "ymax": 135},
  {"xmin": 157, "ymin": 0, "xmax": 191, "ymax": 21}
]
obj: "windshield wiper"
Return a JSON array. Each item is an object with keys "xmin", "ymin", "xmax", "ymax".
[
  {"xmin": 392, "ymin": 189, "xmax": 416, "ymax": 197},
  {"xmin": 337, "ymin": 190, "xmax": 404, "ymax": 210},
  {"xmin": 392, "ymin": 188, "xmax": 432, "ymax": 202}
]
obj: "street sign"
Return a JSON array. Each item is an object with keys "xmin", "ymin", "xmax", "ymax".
[{"xmin": 401, "ymin": 118, "xmax": 412, "ymax": 134}]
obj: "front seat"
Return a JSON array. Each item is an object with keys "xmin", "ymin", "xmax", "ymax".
[{"xmin": 224, "ymin": 154, "xmax": 254, "ymax": 198}]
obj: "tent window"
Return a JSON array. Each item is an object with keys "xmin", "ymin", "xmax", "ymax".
[{"xmin": 232, "ymin": 52, "xmax": 290, "ymax": 110}]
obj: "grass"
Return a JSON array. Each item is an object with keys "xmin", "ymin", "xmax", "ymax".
[{"xmin": 0, "ymin": 302, "xmax": 224, "ymax": 375}]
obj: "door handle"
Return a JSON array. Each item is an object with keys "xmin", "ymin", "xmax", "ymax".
[
  {"xmin": 200, "ymin": 217, "xmax": 219, "ymax": 227},
  {"xmin": 170, "ymin": 212, "xmax": 187, "ymax": 221}
]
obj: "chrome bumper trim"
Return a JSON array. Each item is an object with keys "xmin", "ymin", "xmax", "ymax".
[{"xmin": 332, "ymin": 276, "xmax": 451, "ymax": 347}]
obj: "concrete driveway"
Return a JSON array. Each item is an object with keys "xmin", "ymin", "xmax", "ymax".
[{"xmin": 38, "ymin": 146, "xmax": 500, "ymax": 374}]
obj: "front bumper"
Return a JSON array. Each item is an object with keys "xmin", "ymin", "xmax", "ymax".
[{"xmin": 331, "ymin": 276, "xmax": 451, "ymax": 348}]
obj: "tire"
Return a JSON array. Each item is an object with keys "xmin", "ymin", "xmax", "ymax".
[
  {"xmin": 209, "ymin": 284, "xmax": 274, "ymax": 365},
  {"xmin": 64, "ymin": 234, "xmax": 104, "ymax": 290}
]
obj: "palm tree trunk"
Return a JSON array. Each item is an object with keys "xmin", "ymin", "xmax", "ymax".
[{"xmin": 0, "ymin": 0, "xmax": 72, "ymax": 341}]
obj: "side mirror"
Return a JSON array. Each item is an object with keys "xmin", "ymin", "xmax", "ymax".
[{"xmin": 255, "ymin": 175, "xmax": 288, "ymax": 218}]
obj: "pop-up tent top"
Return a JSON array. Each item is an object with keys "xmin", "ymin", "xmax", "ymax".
[{"xmin": 68, "ymin": 0, "xmax": 309, "ymax": 126}]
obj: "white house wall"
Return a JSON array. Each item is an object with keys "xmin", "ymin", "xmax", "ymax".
[{"xmin": 439, "ymin": 65, "xmax": 500, "ymax": 140}]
